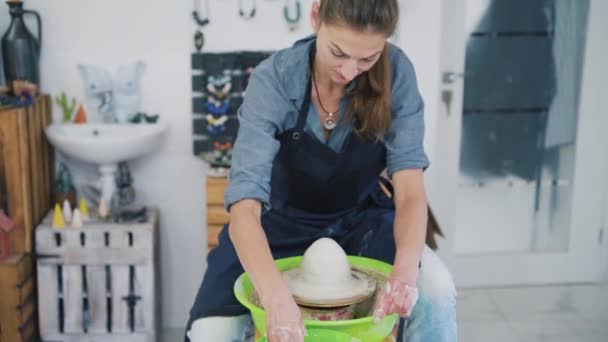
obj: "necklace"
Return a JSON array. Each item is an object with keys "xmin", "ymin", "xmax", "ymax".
[{"xmin": 311, "ymin": 64, "xmax": 338, "ymax": 130}]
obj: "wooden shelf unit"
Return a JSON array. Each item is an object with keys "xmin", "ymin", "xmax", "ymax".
[{"xmin": 206, "ymin": 177, "xmax": 229, "ymax": 253}]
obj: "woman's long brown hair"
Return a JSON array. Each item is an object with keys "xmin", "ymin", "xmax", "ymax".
[{"xmin": 319, "ymin": 0, "xmax": 399, "ymax": 138}]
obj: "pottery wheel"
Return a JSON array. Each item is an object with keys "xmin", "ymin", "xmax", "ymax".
[{"xmin": 283, "ymin": 269, "xmax": 377, "ymax": 308}]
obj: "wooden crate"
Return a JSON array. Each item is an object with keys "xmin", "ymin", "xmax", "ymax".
[
  {"xmin": 0, "ymin": 96, "xmax": 54, "ymax": 254},
  {"xmin": 206, "ymin": 177, "xmax": 229, "ymax": 252},
  {"xmin": 35, "ymin": 209, "xmax": 160, "ymax": 342},
  {"xmin": 0, "ymin": 254, "xmax": 38, "ymax": 342}
]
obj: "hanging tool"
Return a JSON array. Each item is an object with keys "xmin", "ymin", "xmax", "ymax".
[
  {"xmin": 192, "ymin": 0, "xmax": 210, "ymax": 51},
  {"xmin": 239, "ymin": 0, "xmax": 257, "ymax": 20},
  {"xmin": 206, "ymin": 74, "xmax": 232, "ymax": 100},
  {"xmin": 284, "ymin": 0, "xmax": 301, "ymax": 31}
]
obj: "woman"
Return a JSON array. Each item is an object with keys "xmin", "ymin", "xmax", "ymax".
[{"xmin": 187, "ymin": 1, "xmax": 457, "ymax": 341}]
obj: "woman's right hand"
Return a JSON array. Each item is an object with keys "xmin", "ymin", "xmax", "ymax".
[
  {"xmin": 228, "ymin": 200, "xmax": 305, "ymax": 341},
  {"xmin": 262, "ymin": 286, "xmax": 306, "ymax": 342}
]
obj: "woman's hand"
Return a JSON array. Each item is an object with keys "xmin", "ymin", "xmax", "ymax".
[
  {"xmin": 229, "ymin": 199, "xmax": 305, "ymax": 341},
  {"xmin": 372, "ymin": 275, "xmax": 419, "ymax": 323},
  {"xmin": 263, "ymin": 286, "xmax": 306, "ymax": 342}
]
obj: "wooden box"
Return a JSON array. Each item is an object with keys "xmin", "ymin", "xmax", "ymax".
[
  {"xmin": 0, "ymin": 96, "xmax": 54, "ymax": 254},
  {"xmin": 0, "ymin": 254, "xmax": 37, "ymax": 342},
  {"xmin": 206, "ymin": 177, "xmax": 229, "ymax": 253},
  {"xmin": 35, "ymin": 209, "xmax": 160, "ymax": 342}
]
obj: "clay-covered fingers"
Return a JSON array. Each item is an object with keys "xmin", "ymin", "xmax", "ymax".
[
  {"xmin": 265, "ymin": 293, "xmax": 306, "ymax": 342},
  {"xmin": 372, "ymin": 277, "xmax": 419, "ymax": 322},
  {"xmin": 266, "ymin": 322, "xmax": 306, "ymax": 342}
]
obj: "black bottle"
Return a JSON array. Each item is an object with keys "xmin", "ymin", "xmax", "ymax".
[{"xmin": 2, "ymin": 0, "xmax": 42, "ymax": 86}]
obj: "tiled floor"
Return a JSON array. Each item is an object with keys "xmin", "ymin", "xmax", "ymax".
[
  {"xmin": 163, "ymin": 282, "xmax": 608, "ymax": 341},
  {"xmin": 162, "ymin": 327, "xmax": 185, "ymax": 342},
  {"xmin": 457, "ymin": 282, "xmax": 608, "ymax": 342}
]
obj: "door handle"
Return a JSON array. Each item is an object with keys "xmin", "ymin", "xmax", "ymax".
[{"xmin": 442, "ymin": 71, "xmax": 468, "ymax": 84}]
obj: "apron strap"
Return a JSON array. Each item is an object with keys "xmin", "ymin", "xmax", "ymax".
[
  {"xmin": 294, "ymin": 44, "xmax": 315, "ymax": 132},
  {"xmin": 295, "ymin": 81, "xmax": 311, "ymax": 132}
]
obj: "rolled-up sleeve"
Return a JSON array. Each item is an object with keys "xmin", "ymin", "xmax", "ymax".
[
  {"xmin": 385, "ymin": 49, "xmax": 430, "ymax": 177},
  {"xmin": 224, "ymin": 61, "xmax": 291, "ymax": 211}
]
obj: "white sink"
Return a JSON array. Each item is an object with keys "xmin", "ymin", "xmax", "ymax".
[
  {"xmin": 45, "ymin": 123, "xmax": 169, "ymax": 201},
  {"xmin": 45, "ymin": 123, "xmax": 168, "ymax": 164}
]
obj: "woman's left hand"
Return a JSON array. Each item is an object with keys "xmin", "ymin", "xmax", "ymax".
[{"xmin": 372, "ymin": 275, "xmax": 419, "ymax": 322}]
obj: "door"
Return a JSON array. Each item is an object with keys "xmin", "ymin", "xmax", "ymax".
[{"xmin": 428, "ymin": 0, "xmax": 607, "ymax": 287}]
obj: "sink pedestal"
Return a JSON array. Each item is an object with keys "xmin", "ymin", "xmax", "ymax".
[{"xmin": 99, "ymin": 164, "xmax": 118, "ymax": 202}]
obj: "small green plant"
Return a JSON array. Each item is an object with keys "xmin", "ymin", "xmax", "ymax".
[{"xmin": 55, "ymin": 92, "xmax": 77, "ymax": 123}]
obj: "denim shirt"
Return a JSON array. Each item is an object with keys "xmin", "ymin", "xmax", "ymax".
[{"xmin": 224, "ymin": 35, "xmax": 429, "ymax": 211}]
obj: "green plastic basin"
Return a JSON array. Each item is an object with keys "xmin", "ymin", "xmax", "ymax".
[
  {"xmin": 257, "ymin": 328, "xmax": 357, "ymax": 342},
  {"xmin": 234, "ymin": 256, "xmax": 398, "ymax": 342}
]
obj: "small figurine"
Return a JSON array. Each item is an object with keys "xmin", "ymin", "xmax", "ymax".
[
  {"xmin": 128, "ymin": 112, "xmax": 159, "ymax": 124},
  {"xmin": 206, "ymin": 75, "xmax": 232, "ymax": 100},
  {"xmin": 202, "ymin": 141, "xmax": 233, "ymax": 168},
  {"xmin": 73, "ymin": 105, "xmax": 87, "ymax": 124},
  {"xmin": 11, "ymin": 80, "xmax": 36, "ymax": 107},
  {"xmin": 205, "ymin": 112, "xmax": 229, "ymax": 135},
  {"xmin": 71, "ymin": 209, "xmax": 83, "ymax": 228},
  {"xmin": 62, "ymin": 199, "xmax": 72, "ymax": 223},
  {"xmin": 79, "ymin": 198, "xmax": 90, "ymax": 222},
  {"xmin": 52, "ymin": 204, "xmax": 65, "ymax": 229},
  {"xmin": 98, "ymin": 198, "xmax": 109, "ymax": 220}
]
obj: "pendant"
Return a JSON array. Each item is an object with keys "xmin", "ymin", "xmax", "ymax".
[{"xmin": 324, "ymin": 112, "xmax": 337, "ymax": 130}]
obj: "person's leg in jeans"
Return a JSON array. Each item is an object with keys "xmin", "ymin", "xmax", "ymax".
[
  {"xmin": 405, "ymin": 246, "xmax": 457, "ymax": 342},
  {"xmin": 341, "ymin": 206, "xmax": 458, "ymax": 341},
  {"xmin": 185, "ymin": 225, "xmax": 253, "ymax": 341},
  {"xmin": 188, "ymin": 315, "xmax": 254, "ymax": 342}
]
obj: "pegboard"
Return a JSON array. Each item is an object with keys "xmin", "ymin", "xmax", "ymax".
[{"xmin": 191, "ymin": 51, "xmax": 272, "ymax": 169}]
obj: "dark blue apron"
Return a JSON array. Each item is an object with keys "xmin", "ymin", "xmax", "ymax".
[{"xmin": 187, "ymin": 46, "xmax": 408, "ymax": 340}]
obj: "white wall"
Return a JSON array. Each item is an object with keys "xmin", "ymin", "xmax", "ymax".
[
  {"xmin": 588, "ymin": 0, "xmax": 608, "ymax": 281},
  {"xmin": 0, "ymin": 0, "xmax": 442, "ymax": 329},
  {"xmin": 0, "ymin": 0, "xmax": 205, "ymax": 329},
  {"xmin": 396, "ymin": 0, "xmax": 442, "ymax": 164}
]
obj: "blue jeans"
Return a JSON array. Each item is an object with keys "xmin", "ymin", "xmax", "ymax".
[{"xmin": 405, "ymin": 245, "xmax": 458, "ymax": 342}]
